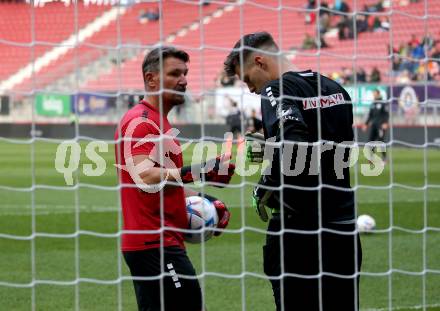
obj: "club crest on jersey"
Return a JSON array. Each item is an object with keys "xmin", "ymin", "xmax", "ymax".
[{"xmin": 302, "ymin": 93, "xmax": 345, "ymax": 110}]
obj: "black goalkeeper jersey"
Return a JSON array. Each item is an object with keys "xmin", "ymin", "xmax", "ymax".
[{"xmin": 259, "ymin": 70, "xmax": 355, "ymax": 225}]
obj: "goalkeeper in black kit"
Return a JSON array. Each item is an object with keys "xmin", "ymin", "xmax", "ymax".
[{"xmin": 224, "ymin": 32, "xmax": 362, "ymax": 311}]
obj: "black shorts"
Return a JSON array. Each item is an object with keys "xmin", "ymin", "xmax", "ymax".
[
  {"xmin": 368, "ymin": 124, "xmax": 386, "ymax": 142},
  {"xmin": 263, "ymin": 215, "xmax": 362, "ymax": 311},
  {"xmin": 123, "ymin": 246, "xmax": 203, "ymax": 311}
]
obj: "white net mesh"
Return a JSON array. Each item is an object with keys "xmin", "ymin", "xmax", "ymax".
[{"xmin": 0, "ymin": 0, "xmax": 440, "ymax": 310}]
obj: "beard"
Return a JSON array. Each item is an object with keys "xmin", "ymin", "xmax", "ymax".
[
  {"xmin": 173, "ymin": 93, "xmax": 186, "ymax": 105},
  {"xmin": 169, "ymin": 88, "xmax": 186, "ymax": 106}
]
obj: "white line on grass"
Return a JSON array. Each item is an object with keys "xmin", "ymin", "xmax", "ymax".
[
  {"xmin": 362, "ymin": 303, "xmax": 440, "ymax": 311},
  {"xmin": 0, "ymin": 204, "xmax": 118, "ymax": 215},
  {"xmin": 1, "ymin": 198, "xmax": 440, "ymax": 216}
]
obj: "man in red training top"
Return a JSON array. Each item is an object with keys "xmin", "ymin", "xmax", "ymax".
[{"xmin": 115, "ymin": 46, "xmax": 235, "ymax": 311}]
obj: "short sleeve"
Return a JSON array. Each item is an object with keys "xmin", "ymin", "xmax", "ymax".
[{"xmin": 121, "ymin": 118, "xmax": 158, "ymax": 157}]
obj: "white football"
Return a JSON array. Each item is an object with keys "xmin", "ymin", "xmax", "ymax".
[
  {"xmin": 184, "ymin": 196, "xmax": 219, "ymax": 244},
  {"xmin": 357, "ymin": 214, "xmax": 376, "ymax": 233}
]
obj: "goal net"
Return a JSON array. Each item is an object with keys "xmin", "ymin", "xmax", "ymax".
[{"xmin": 0, "ymin": 0, "xmax": 439, "ymax": 310}]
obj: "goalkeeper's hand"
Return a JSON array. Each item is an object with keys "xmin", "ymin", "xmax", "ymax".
[
  {"xmin": 199, "ymin": 193, "xmax": 230, "ymax": 236},
  {"xmin": 252, "ymin": 186, "xmax": 272, "ymax": 222},
  {"xmin": 181, "ymin": 153, "xmax": 235, "ymax": 186},
  {"xmin": 245, "ymin": 132, "xmax": 265, "ymax": 163},
  {"xmin": 211, "ymin": 200, "xmax": 230, "ymax": 236}
]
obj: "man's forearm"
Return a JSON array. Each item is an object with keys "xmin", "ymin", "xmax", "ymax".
[{"xmin": 138, "ymin": 167, "xmax": 180, "ymax": 185}]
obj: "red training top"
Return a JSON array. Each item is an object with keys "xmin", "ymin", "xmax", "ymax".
[{"xmin": 115, "ymin": 100, "xmax": 187, "ymax": 251}]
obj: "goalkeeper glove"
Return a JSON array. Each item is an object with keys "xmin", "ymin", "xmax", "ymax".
[
  {"xmin": 199, "ymin": 193, "xmax": 230, "ymax": 236},
  {"xmin": 181, "ymin": 154, "xmax": 235, "ymax": 186},
  {"xmin": 252, "ymin": 185, "xmax": 273, "ymax": 222},
  {"xmin": 245, "ymin": 132, "xmax": 265, "ymax": 163}
]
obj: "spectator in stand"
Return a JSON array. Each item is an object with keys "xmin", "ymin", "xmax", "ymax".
[
  {"xmin": 356, "ymin": 14, "xmax": 369, "ymax": 34},
  {"xmin": 343, "ymin": 67, "xmax": 354, "ymax": 84},
  {"xmin": 422, "ymin": 33, "xmax": 434, "ymax": 50},
  {"xmin": 339, "ymin": 14, "xmax": 368, "ymax": 38},
  {"xmin": 424, "ymin": 41, "xmax": 440, "ymax": 79},
  {"xmin": 337, "ymin": 16, "xmax": 350, "ymax": 40},
  {"xmin": 379, "ymin": 16, "xmax": 390, "ymax": 31},
  {"xmin": 138, "ymin": 8, "xmax": 160, "ymax": 24},
  {"xmin": 430, "ymin": 41, "xmax": 440, "ymax": 65},
  {"xmin": 408, "ymin": 34, "xmax": 420, "ymax": 47},
  {"xmin": 388, "ymin": 44, "xmax": 401, "ymax": 75},
  {"xmin": 319, "ymin": 1, "xmax": 330, "ymax": 16},
  {"xmin": 392, "ymin": 54, "xmax": 402, "ymax": 73},
  {"xmin": 338, "ymin": 15, "xmax": 369, "ymax": 40},
  {"xmin": 370, "ymin": 66, "xmax": 381, "ymax": 82},
  {"xmin": 409, "ymin": 41, "xmax": 425, "ymax": 73},
  {"xmin": 330, "ymin": 71, "xmax": 344, "ymax": 84},
  {"xmin": 302, "ymin": 33, "xmax": 318, "ymax": 50},
  {"xmin": 333, "ymin": 0, "xmax": 350, "ymax": 14},
  {"xmin": 305, "ymin": 0, "xmax": 316, "ymax": 25},
  {"xmin": 319, "ymin": 8, "xmax": 331, "ymax": 33},
  {"xmin": 411, "ymin": 42, "xmax": 425, "ymax": 60},
  {"xmin": 399, "ymin": 42, "xmax": 411, "ymax": 58},
  {"xmin": 415, "ymin": 61, "xmax": 431, "ymax": 81},
  {"xmin": 315, "ymin": 2, "xmax": 331, "ymax": 47},
  {"xmin": 356, "ymin": 68, "xmax": 367, "ymax": 82},
  {"xmin": 364, "ymin": 1, "xmax": 384, "ymax": 13},
  {"xmin": 138, "ymin": 9, "xmax": 149, "ymax": 24},
  {"xmin": 367, "ymin": 15, "xmax": 378, "ymax": 32},
  {"xmin": 147, "ymin": 8, "xmax": 160, "ymax": 21},
  {"xmin": 397, "ymin": 42, "xmax": 413, "ymax": 72},
  {"xmin": 396, "ymin": 70, "xmax": 412, "ymax": 83},
  {"xmin": 317, "ymin": 29, "xmax": 330, "ymax": 48},
  {"xmin": 428, "ymin": 61, "xmax": 440, "ymax": 81},
  {"xmin": 367, "ymin": 15, "xmax": 389, "ymax": 32}
]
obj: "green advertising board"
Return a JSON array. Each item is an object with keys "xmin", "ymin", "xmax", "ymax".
[
  {"xmin": 344, "ymin": 85, "xmax": 387, "ymax": 115},
  {"xmin": 35, "ymin": 93, "xmax": 71, "ymax": 116}
]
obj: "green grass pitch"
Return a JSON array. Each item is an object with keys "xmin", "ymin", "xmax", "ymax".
[{"xmin": 0, "ymin": 139, "xmax": 439, "ymax": 311}]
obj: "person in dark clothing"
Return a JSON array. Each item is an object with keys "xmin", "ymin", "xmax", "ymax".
[
  {"xmin": 356, "ymin": 68, "xmax": 367, "ymax": 82},
  {"xmin": 226, "ymin": 100, "xmax": 243, "ymax": 138},
  {"xmin": 370, "ymin": 66, "xmax": 382, "ymax": 82},
  {"xmin": 247, "ymin": 109, "xmax": 263, "ymax": 133},
  {"xmin": 128, "ymin": 94, "xmax": 136, "ymax": 109},
  {"xmin": 333, "ymin": 0, "xmax": 350, "ymax": 14},
  {"xmin": 363, "ymin": 89, "xmax": 389, "ymax": 160},
  {"xmin": 224, "ymin": 31, "xmax": 362, "ymax": 311}
]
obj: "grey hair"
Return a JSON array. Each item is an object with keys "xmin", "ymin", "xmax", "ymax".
[{"xmin": 142, "ymin": 46, "xmax": 189, "ymax": 81}]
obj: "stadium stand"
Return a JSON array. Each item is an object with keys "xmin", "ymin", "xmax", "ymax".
[
  {"xmin": 84, "ymin": 0, "xmax": 440, "ymax": 96},
  {"xmin": 83, "ymin": 0, "xmax": 224, "ymax": 93},
  {"xmin": 2, "ymin": 0, "xmax": 439, "ymax": 95},
  {"xmin": 6, "ymin": 1, "xmax": 221, "ymax": 93},
  {"xmin": 294, "ymin": 0, "xmax": 440, "ymax": 79},
  {"xmin": 0, "ymin": 1, "xmax": 108, "ymax": 81}
]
